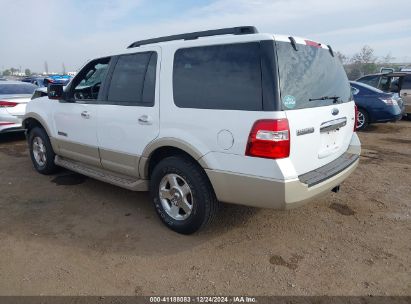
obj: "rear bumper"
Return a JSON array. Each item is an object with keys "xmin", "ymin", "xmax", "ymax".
[
  {"xmin": 370, "ymin": 107, "xmax": 402, "ymax": 123},
  {"xmin": 206, "ymin": 133, "xmax": 361, "ymax": 209}
]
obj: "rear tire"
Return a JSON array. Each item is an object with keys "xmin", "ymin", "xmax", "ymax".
[
  {"xmin": 150, "ymin": 156, "xmax": 220, "ymax": 234},
  {"xmin": 28, "ymin": 127, "xmax": 58, "ymax": 175},
  {"xmin": 357, "ymin": 108, "xmax": 369, "ymax": 130}
]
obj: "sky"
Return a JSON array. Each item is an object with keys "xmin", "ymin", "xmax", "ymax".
[{"xmin": 1, "ymin": 0, "xmax": 410, "ymax": 73}]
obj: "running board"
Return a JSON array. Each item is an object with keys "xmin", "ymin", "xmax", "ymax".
[{"xmin": 55, "ymin": 155, "xmax": 148, "ymax": 191}]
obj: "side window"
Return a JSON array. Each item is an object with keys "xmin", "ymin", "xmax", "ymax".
[
  {"xmin": 173, "ymin": 42, "xmax": 262, "ymax": 111},
  {"xmin": 379, "ymin": 76, "xmax": 390, "ymax": 91},
  {"xmin": 71, "ymin": 57, "xmax": 110, "ymax": 101},
  {"xmin": 107, "ymin": 52, "xmax": 157, "ymax": 106},
  {"xmin": 402, "ymin": 75, "xmax": 411, "ymax": 89}
]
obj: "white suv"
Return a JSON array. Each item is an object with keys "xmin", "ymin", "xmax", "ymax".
[{"xmin": 23, "ymin": 26, "xmax": 361, "ymax": 234}]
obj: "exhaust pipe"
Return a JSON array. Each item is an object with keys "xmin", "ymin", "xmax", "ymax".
[{"xmin": 331, "ymin": 185, "xmax": 340, "ymax": 193}]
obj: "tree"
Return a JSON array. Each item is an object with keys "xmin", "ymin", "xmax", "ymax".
[
  {"xmin": 350, "ymin": 45, "xmax": 378, "ymax": 76},
  {"xmin": 380, "ymin": 53, "xmax": 395, "ymax": 65},
  {"xmin": 336, "ymin": 51, "xmax": 348, "ymax": 65},
  {"xmin": 2, "ymin": 69, "xmax": 11, "ymax": 76},
  {"xmin": 25, "ymin": 68, "xmax": 31, "ymax": 76}
]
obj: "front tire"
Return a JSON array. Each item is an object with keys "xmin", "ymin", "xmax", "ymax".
[
  {"xmin": 28, "ymin": 127, "xmax": 58, "ymax": 175},
  {"xmin": 357, "ymin": 108, "xmax": 369, "ymax": 130},
  {"xmin": 150, "ymin": 156, "xmax": 219, "ymax": 234}
]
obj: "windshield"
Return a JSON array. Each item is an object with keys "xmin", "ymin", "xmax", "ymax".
[
  {"xmin": 0, "ymin": 83, "xmax": 37, "ymax": 95},
  {"xmin": 276, "ymin": 41, "xmax": 351, "ymax": 110}
]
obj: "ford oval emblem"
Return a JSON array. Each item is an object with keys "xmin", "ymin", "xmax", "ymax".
[{"xmin": 332, "ymin": 108, "xmax": 339, "ymax": 116}]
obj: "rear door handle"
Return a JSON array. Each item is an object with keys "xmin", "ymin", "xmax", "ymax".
[
  {"xmin": 138, "ymin": 115, "xmax": 152, "ymax": 125},
  {"xmin": 81, "ymin": 111, "xmax": 90, "ymax": 119}
]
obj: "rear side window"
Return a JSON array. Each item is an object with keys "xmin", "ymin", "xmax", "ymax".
[
  {"xmin": 358, "ymin": 75, "xmax": 380, "ymax": 88},
  {"xmin": 0, "ymin": 83, "xmax": 37, "ymax": 95},
  {"xmin": 173, "ymin": 43, "xmax": 262, "ymax": 111},
  {"xmin": 107, "ymin": 52, "xmax": 157, "ymax": 106}
]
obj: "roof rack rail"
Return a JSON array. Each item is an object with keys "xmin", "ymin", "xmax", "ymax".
[{"xmin": 127, "ymin": 26, "xmax": 258, "ymax": 48}]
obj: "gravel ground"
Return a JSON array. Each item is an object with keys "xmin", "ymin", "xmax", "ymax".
[{"xmin": 0, "ymin": 121, "xmax": 410, "ymax": 296}]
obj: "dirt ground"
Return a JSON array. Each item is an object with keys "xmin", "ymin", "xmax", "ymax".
[{"xmin": 0, "ymin": 121, "xmax": 410, "ymax": 296}]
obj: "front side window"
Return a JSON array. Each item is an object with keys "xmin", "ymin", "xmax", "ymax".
[
  {"xmin": 107, "ymin": 52, "xmax": 157, "ymax": 106},
  {"xmin": 173, "ymin": 42, "xmax": 262, "ymax": 111},
  {"xmin": 71, "ymin": 57, "xmax": 110, "ymax": 101}
]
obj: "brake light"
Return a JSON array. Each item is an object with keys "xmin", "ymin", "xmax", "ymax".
[
  {"xmin": 354, "ymin": 104, "xmax": 358, "ymax": 131},
  {"xmin": 0, "ymin": 122, "xmax": 15, "ymax": 126},
  {"xmin": 305, "ymin": 40, "xmax": 321, "ymax": 48},
  {"xmin": 0, "ymin": 101, "xmax": 18, "ymax": 107},
  {"xmin": 245, "ymin": 119, "xmax": 290, "ymax": 159}
]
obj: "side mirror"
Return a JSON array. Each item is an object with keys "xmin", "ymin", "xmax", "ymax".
[{"xmin": 48, "ymin": 84, "xmax": 64, "ymax": 100}]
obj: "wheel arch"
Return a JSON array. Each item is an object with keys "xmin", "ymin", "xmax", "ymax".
[
  {"xmin": 139, "ymin": 138, "xmax": 209, "ymax": 180},
  {"xmin": 23, "ymin": 114, "xmax": 58, "ymax": 152},
  {"xmin": 357, "ymin": 106, "xmax": 372, "ymax": 124}
]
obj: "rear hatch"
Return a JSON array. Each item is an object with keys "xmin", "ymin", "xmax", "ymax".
[{"xmin": 274, "ymin": 37, "xmax": 356, "ymax": 175}]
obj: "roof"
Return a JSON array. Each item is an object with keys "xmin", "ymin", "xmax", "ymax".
[{"xmin": 125, "ymin": 25, "xmax": 332, "ymax": 51}]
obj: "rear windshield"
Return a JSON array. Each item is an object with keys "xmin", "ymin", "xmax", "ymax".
[
  {"xmin": 276, "ymin": 41, "xmax": 351, "ymax": 110},
  {"xmin": 351, "ymin": 82, "xmax": 384, "ymax": 93},
  {"xmin": 0, "ymin": 83, "xmax": 37, "ymax": 95}
]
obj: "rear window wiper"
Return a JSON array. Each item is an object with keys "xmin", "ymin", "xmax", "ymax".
[{"xmin": 309, "ymin": 96, "xmax": 341, "ymax": 103}]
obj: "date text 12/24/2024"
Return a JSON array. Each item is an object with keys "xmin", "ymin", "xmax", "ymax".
[{"xmin": 150, "ymin": 296, "xmax": 257, "ymax": 303}]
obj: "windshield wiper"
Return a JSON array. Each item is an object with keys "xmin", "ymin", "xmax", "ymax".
[{"xmin": 309, "ymin": 96, "xmax": 341, "ymax": 103}]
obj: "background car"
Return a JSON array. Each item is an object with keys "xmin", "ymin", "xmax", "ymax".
[
  {"xmin": 0, "ymin": 81, "xmax": 37, "ymax": 133},
  {"xmin": 398, "ymin": 74, "xmax": 411, "ymax": 117},
  {"xmin": 44, "ymin": 75, "xmax": 72, "ymax": 86},
  {"xmin": 350, "ymin": 81, "xmax": 403, "ymax": 130},
  {"xmin": 356, "ymin": 72, "xmax": 410, "ymax": 94}
]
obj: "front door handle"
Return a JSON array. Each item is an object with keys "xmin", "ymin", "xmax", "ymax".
[
  {"xmin": 138, "ymin": 115, "xmax": 152, "ymax": 125},
  {"xmin": 81, "ymin": 111, "xmax": 90, "ymax": 119}
]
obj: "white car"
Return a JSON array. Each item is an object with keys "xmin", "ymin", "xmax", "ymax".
[
  {"xmin": 0, "ymin": 81, "xmax": 37, "ymax": 133},
  {"xmin": 23, "ymin": 26, "xmax": 361, "ymax": 234}
]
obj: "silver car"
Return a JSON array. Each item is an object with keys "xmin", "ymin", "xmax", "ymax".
[{"xmin": 0, "ymin": 81, "xmax": 37, "ymax": 133}]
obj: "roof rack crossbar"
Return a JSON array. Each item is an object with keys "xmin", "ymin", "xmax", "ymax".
[{"xmin": 127, "ymin": 26, "xmax": 258, "ymax": 48}]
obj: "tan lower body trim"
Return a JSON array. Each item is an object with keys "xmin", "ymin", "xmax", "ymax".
[
  {"xmin": 99, "ymin": 148, "xmax": 140, "ymax": 177},
  {"xmin": 56, "ymin": 139, "xmax": 101, "ymax": 168}
]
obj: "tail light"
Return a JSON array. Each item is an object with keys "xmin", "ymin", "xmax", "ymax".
[
  {"xmin": 354, "ymin": 104, "xmax": 358, "ymax": 131},
  {"xmin": 245, "ymin": 119, "xmax": 290, "ymax": 159},
  {"xmin": 0, "ymin": 101, "xmax": 18, "ymax": 107},
  {"xmin": 379, "ymin": 97, "xmax": 397, "ymax": 106}
]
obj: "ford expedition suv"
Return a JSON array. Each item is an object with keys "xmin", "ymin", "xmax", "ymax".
[{"xmin": 23, "ymin": 26, "xmax": 361, "ymax": 234}]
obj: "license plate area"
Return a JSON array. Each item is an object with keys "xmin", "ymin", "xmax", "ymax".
[{"xmin": 318, "ymin": 129, "xmax": 341, "ymax": 159}]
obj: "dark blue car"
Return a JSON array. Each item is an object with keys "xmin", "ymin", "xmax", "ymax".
[{"xmin": 350, "ymin": 81, "xmax": 403, "ymax": 130}]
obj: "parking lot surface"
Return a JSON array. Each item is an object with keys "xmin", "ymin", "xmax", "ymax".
[{"xmin": 0, "ymin": 122, "xmax": 410, "ymax": 295}]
